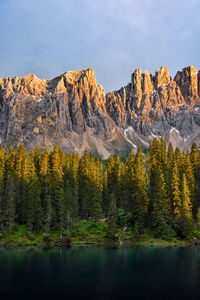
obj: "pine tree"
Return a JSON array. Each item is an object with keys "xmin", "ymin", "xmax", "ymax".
[
  {"xmin": 89, "ymin": 157, "xmax": 103, "ymax": 219},
  {"xmin": 160, "ymin": 138, "xmax": 167, "ymax": 177},
  {"xmin": 166, "ymin": 142, "xmax": 174, "ymax": 203},
  {"xmin": 15, "ymin": 144, "xmax": 26, "ymax": 224},
  {"xmin": 0, "ymin": 148, "xmax": 5, "ymax": 227},
  {"xmin": 171, "ymin": 163, "xmax": 181, "ymax": 218},
  {"xmin": 70, "ymin": 152, "xmax": 80, "ymax": 218},
  {"xmin": 40, "ymin": 147, "xmax": 52, "ymax": 228},
  {"xmin": 174, "ymin": 147, "xmax": 182, "ymax": 174},
  {"xmin": 131, "ymin": 146, "xmax": 148, "ymax": 233},
  {"xmin": 25, "ymin": 154, "xmax": 41, "ymax": 233},
  {"xmin": 49, "ymin": 145, "xmax": 65, "ymax": 236},
  {"xmin": 4, "ymin": 147, "xmax": 16, "ymax": 233},
  {"xmin": 107, "ymin": 193, "xmax": 117, "ymax": 239},
  {"xmin": 152, "ymin": 138, "xmax": 161, "ymax": 165},
  {"xmin": 104, "ymin": 154, "xmax": 123, "ymax": 214},
  {"xmin": 190, "ymin": 143, "xmax": 200, "ymax": 220},
  {"xmin": 44, "ymin": 194, "xmax": 52, "ymax": 234},
  {"xmin": 78, "ymin": 152, "xmax": 102, "ymax": 219},
  {"xmin": 190, "ymin": 143, "xmax": 198, "ymax": 172},
  {"xmin": 31, "ymin": 147, "xmax": 41, "ymax": 176},
  {"xmin": 184, "ymin": 151, "xmax": 195, "ymax": 218},
  {"xmin": 78, "ymin": 150, "xmax": 91, "ymax": 218},
  {"xmin": 178, "ymin": 173, "xmax": 193, "ymax": 239},
  {"xmin": 149, "ymin": 160, "xmax": 172, "ymax": 239},
  {"xmin": 114, "ymin": 154, "xmax": 123, "ymax": 208}
]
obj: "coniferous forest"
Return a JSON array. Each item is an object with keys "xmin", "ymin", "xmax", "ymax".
[{"xmin": 0, "ymin": 138, "xmax": 200, "ymax": 245}]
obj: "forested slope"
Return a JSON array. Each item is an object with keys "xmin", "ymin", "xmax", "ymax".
[{"xmin": 0, "ymin": 138, "xmax": 200, "ymax": 244}]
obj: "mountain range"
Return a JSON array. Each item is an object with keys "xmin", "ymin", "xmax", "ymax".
[{"xmin": 0, "ymin": 65, "xmax": 200, "ymax": 158}]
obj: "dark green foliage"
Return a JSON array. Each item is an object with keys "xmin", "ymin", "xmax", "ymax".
[
  {"xmin": 107, "ymin": 193, "xmax": 117, "ymax": 239},
  {"xmin": 117, "ymin": 208, "xmax": 132, "ymax": 227},
  {"xmin": 150, "ymin": 163, "xmax": 172, "ymax": 239},
  {"xmin": 0, "ymin": 139, "xmax": 199, "ymax": 241},
  {"xmin": 177, "ymin": 173, "xmax": 193, "ymax": 239}
]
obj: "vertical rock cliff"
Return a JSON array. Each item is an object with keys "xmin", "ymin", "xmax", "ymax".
[
  {"xmin": 106, "ymin": 66, "xmax": 200, "ymax": 150},
  {"xmin": 0, "ymin": 66, "xmax": 200, "ymax": 156}
]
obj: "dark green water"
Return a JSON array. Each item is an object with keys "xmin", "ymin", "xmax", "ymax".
[{"xmin": 0, "ymin": 247, "xmax": 200, "ymax": 300}]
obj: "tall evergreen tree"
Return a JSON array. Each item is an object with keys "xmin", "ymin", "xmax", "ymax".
[
  {"xmin": 131, "ymin": 146, "xmax": 148, "ymax": 233},
  {"xmin": 49, "ymin": 145, "xmax": 65, "ymax": 236},
  {"xmin": 149, "ymin": 160, "xmax": 172, "ymax": 239},
  {"xmin": 24, "ymin": 154, "xmax": 41, "ymax": 233},
  {"xmin": 4, "ymin": 147, "xmax": 16, "ymax": 233},
  {"xmin": 171, "ymin": 163, "xmax": 181, "ymax": 218},
  {"xmin": 178, "ymin": 173, "xmax": 193, "ymax": 239},
  {"xmin": 40, "ymin": 147, "xmax": 52, "ymax": 231},
  {"xmin": 107, "ymin": 193, "xmax": 117, "ymax": 239},
  {"xmin": 0, "ymin": 148, "xmax": 5, "ymax": 227},
  {"xmin": 15, "ymin": 144, "xmax": 26, "ymax": 224},
  {"xmin": 190, "ymin": 143, "xmax": 200, "ymax": 220}
]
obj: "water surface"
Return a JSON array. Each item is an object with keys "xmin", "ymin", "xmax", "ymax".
[{"xmin": 0, "ymin": 247, "xmax": 200, "ymax": 299}]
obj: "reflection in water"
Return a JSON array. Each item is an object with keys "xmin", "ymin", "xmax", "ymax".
[{"xmin": 0, "ymin": 247, "xmax": 200, "ymax": 299}]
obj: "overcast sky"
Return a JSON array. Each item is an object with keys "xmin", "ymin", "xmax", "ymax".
[{"xmin": 0, "ymin": 0, "xmax": 199, "ymax": 91}]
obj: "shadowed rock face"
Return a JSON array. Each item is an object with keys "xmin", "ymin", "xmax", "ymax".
[{"xmin": 0, "ymin": 66, "xmax": 200, "ymax": 157}]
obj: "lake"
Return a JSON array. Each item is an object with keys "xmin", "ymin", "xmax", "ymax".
[{"xmin": 0, "ymin": 247, "xmax": 200, "ymax": 300}]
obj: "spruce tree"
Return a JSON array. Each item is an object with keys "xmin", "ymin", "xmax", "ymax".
[
  {"xmin": 171, "ymin": 163, "xmax": 181, "ymax": 218},
  {"xmin": 150, "ymin": 160, "xmax": 172, "ymax": 239},
  {"xmin": 190, "ymin": 143, "xmax": 200, "ymax": 220},
  {"xmin": 0, "ymin": 148, "xmax": 5, "ymax": 227},
  {"xmin": 178, "ymin": 173, "xmax": 193, "ymax": 239},
  {"xmin": 107, "ymin": 193, "xmax": 117, "ymax": 239},
  {"xmin": 40, "ymin": 147, "xmax": 52, "ymax": 228},
  {"xmin": 166, "ymin": 142, "xmax": 174, "ymax": 203},
  {"xmin": 15, "ymin": 144, "xmax": 26, "ymax": 224},
  {"xmin": 131, "ymin": 146, "xmax": 148, "ymax": 233},
  {"xmin": 49, "ymin": 145, "xmax": 65, "ymax": 236},
  {"xmin": 70, "ymin": 152, "xmax": 80, "ymax": 218},
  {"xmin": 25, "ymin": 154, "xmax": 41, "ymax": 233},
  {"xmin": 174, "ymin": 147, "xmax": 182, "ymax": 175},
  {"xmin": 184, "ymin": 152, "xmax": 195, "ymax": 218},
  {"xmin": 78, "ymin": 150, "xmax": 91, "ymax": 218},
  {"xmin": 4, "ymin": 148, "xmax": 16, "ymax": 233}
]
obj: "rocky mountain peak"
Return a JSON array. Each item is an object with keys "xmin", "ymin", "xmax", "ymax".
[
  {"xmin": 0, "ymin": 68, "xmax": 117, "ymax": 158},
  {"xmin": 106, "ymin": 65, "xmax": 200, "ymax": 151},
  {"xmin": 59, "ymin": 68, "xmax": 96, "ymax": 86},
  {"xmin": 0, "ymin": 73, "xmax": 47, "ymax": 97},
  {"xmin": 198, "ymin": 71, "xmax": 200, "ymax": 96},
  {"xmin": 155, "ymin": 66, "xmax": 170, "ymax": 88},
  {"xmin": 142, "ymin": 71, "xmax": 154, "ymax": 94},
  {"xmin": 1, "ymin": 66, "xmax": 200, "ymax": 158},
  {"xmin": 174, "ymin": 66, "xmax": 199, "ymax": 104}
]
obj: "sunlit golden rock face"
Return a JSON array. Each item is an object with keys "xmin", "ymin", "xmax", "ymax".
[
  {"xmin": 155, "ymin": 66, "xmax": 171, "ymax": 88},
  {"xmin": 174, "ymin": 66, "xmax": 199, "ymax": 104},
  {"xmin": 106, "ymin": 66, "xmax": 200, "ymax": 150},
  {"xmin": 198, "ymin": 71, "xmax": 200, "ymax": 97},
  {"xmin": 0, "ymin": 66, "xmax": 200, "ymax": 157},
  {"xmin": 106, "ymin": 66, "xmax": 190, "ymax": 127},
  {"xmin": 0, "ymin": 68, "xmax": 118, "ymax": 159}
]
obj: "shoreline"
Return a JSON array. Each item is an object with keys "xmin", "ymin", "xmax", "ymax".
[
  {"xmin": 0, "ymin": 237, "xmax": 191, "ymax": 249},
  {"xmin": 0, "ymin": 223, "xmax": 193, "ymax": 249}
]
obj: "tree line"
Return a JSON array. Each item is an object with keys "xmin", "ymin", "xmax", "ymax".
[{"xmin": 0, "ymin": 139, "xmax": 200, "ymax": 239}]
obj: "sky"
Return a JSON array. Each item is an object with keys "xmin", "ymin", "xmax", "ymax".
[{"xmin": 0, "ymin": 0, "xmax": 200, "ymax": 92}]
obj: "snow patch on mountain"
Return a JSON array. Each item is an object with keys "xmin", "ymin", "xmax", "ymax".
[
  {"xmin": 170, "ymin": 127, "xmax": 179, "ymax": 134},
  {"xmin": 124, "ymin": 127, "xmax": 137, "ymax": 148}
]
